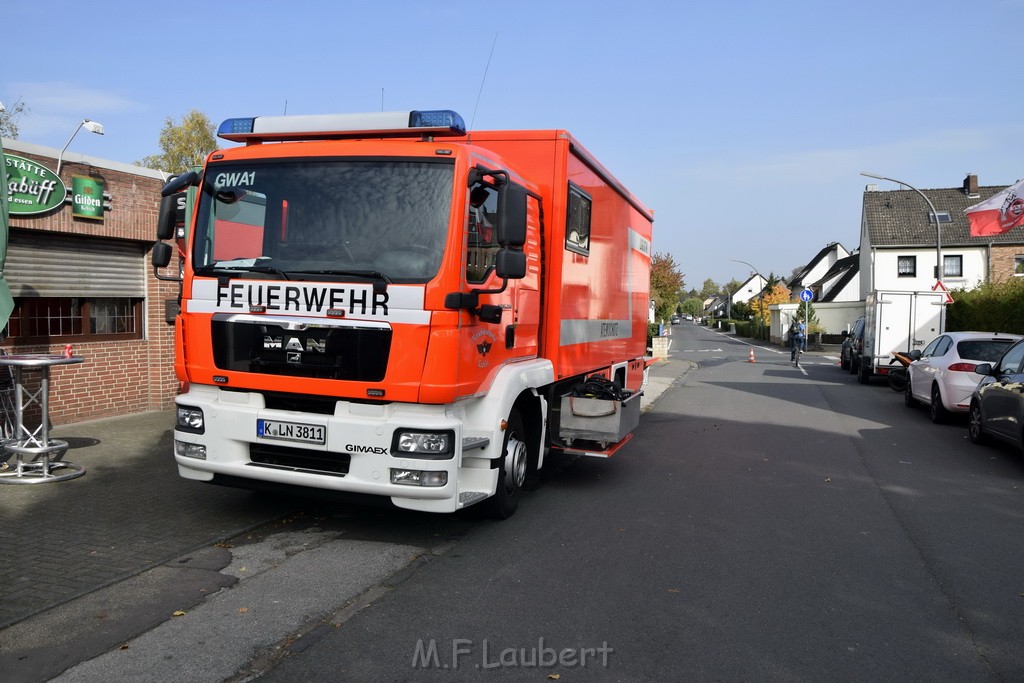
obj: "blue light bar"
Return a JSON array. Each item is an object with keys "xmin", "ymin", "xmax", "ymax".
[
  {"xmin": 218, "ymin": 118, "xmax": 256, "ymax": 138},
  {"xmin": 410, "ymin": 110, "xmax": 465, "ymax": 134},
  {"xmin": 217, "ymin": 110, "xmax": 466, "ymax": 143}
]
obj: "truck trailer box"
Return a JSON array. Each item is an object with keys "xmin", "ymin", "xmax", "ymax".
[{"xmin": 858, "ymin": 289, "xmax": 946, "ymax": 384}]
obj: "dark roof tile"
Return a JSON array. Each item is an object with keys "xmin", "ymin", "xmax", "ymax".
[{"xmin": 864, "ymin": 183, "xmax": 1024, "ymax": 247}]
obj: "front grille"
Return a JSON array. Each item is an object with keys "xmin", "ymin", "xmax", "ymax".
[
  {"xmin": 213, "ymin": 320, "xmax": 391, "ymax": 381},
  {"xmin": 249, "ymin": 443, "xmax": 351, "ymax": 476}
]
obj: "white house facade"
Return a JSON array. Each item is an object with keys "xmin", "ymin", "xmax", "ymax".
[{"xmin": 860, "ymin": 174, "xmax": 1024, "ymax": 297}]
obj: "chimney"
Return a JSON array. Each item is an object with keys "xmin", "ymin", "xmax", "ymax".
[{"xmin": 963, "ymin": 173, "xmax": 979, "ymax": 198}]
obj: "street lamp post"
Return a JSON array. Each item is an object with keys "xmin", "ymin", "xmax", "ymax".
[
  {"xmin": 730, "ymin": 258, "xmax": 766, "ymax": 339},
  {"xmin": 56, "ymin": 119, "xmax": 104, "ymax": 176},
  {"xmin": 861, "ymin": 171, "xmax": 943, "ymax": 282}
]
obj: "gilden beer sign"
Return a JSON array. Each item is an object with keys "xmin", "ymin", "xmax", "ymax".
[{"xmin": 4, "ymin": 154, "xmax": 106, "ymax": 220}]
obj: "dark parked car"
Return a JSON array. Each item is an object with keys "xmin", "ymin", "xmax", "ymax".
[
  {"xmin": 968, "ymin": 338, "xmax": 1024, "ymax": 454},
  {"xmin": 840, "ymin": 316, "xmax": 866, "ymax": 373}
]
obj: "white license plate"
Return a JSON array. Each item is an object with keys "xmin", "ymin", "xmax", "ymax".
[{"xmin": 257, "ymin": 419, "xmax": 326, "ymax": 445}]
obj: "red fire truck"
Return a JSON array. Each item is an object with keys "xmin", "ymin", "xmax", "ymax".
[{"xmin": 152, "ymin": 109, "xmax": 654, "ymax": 517}]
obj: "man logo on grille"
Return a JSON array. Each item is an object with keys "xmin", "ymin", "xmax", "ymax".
[{"xmin": 264, "ymin": 336, "xmax": 327, "ymax": 353}]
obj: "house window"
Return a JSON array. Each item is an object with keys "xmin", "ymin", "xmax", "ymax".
[
  {"xmin": 6, "ymin": 297, "xmax": 143, "ymax": 342},
  {"xmin": 565, "ymin": 183, "xmax": 591, "ymax": 256},
  {"xmin": 943, "ymin": 255, "xmax": 963, "ymax": 277},
  {"xmin": 1015, "ymin": 255, "xmax": 1024, "ymax": 276},
  {"xmin": 897, "ymin": 255, "xmax": 916, "ymax": 277}
]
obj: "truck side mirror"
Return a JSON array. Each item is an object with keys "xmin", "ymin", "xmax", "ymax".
[
  {"xmin": 494, "ymin": 249, "xmax": 526, "ymax": 279},
  {"xmin": 157, "ymin": 193, "xmax": 185, "ymax": 240},
  {"xmin": 161, "ymin": 170, "xmax": 198, "ymax": 197},
  {"xmin": 152, "ymin": 241, "xmax": 173, "ymax": 269},
  {"xmin": 497, "ymin": 182, "xmax": 527, "ymax": 247}
]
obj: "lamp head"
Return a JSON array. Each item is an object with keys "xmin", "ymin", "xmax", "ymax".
[{"xmin": 82, "ymin": 120, "xmax": 104, "ymax": 135}]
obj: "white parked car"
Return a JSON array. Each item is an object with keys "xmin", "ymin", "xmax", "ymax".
[{"xmin": 905, "ymin": 331, "xmax": 1024, "ymax": 423}]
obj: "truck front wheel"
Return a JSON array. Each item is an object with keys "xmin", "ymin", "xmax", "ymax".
[{"xmin": 486, "ymin": 410, "xmax": 527, "ymax": 519}]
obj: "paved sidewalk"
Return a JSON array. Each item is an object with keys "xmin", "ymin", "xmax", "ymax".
[
  {"xmin": 0, "ymin": 359, "xmax": 691, "ymax": 681},
  {"xmin": 0, "ymin": 410, "xmax": 293, "ymax": 630}
]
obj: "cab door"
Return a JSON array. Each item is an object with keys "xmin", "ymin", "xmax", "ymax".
[{"xmin": 456, "ymin": 179, "xmax": 539, "ymax": 394}]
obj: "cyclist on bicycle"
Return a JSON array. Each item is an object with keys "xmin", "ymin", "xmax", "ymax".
[{"xmin": 789, "ymin": 320, "xmax": 806, "ymax": 362}]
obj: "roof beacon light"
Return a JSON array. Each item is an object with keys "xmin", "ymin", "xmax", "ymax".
[{"xmin": 217, "ymin": 110, "xmax": 466, "ymax": 143}]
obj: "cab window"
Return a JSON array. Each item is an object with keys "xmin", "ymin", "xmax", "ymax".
[{"xmin": 466, "ymin": 183, "xmax": 498, "ymax": 283}]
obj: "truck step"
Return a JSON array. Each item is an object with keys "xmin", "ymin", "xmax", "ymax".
[
  {"xmin": 462, "ymin": 436, "xmax": 490, "ymax": 452},
  {"xmin": 459, "ymin": 491, "xmax": 489, "ymax": 506}
]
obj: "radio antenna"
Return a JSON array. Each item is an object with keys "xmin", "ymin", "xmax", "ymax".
[{"xmin": 468, "ymin": 32, "xmax": 498, "ymax": 142}]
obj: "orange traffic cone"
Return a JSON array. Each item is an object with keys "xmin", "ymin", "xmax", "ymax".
[{"xmin": 748, "ymin": 348, "xmax": 756, "ymax": 363}]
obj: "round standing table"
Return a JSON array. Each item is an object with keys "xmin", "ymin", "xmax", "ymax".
[{"xmin": 0, "ymin": 354, "xmax": 85, "ymax": 484}]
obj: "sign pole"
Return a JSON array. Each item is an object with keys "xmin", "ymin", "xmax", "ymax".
[{"xmin": 799, "ymin": 288, "xmax": 814, "ymax": 353}]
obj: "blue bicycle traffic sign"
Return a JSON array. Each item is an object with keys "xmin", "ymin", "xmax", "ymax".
[{"xmin": 800, "ymin": 288, "xmax": 814, "ymax": 302}]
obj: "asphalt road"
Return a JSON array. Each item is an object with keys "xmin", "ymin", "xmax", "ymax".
[{"xmin": 42, "ymin": 323, "xmax": 1024, "ymax": 680}]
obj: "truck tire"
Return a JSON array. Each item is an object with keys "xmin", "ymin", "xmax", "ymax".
[
  {"xmin": 857, "ymin": 358, "xmax": 871, "ymax": 384},
  {"xmin": 485, "ymin": 410, "xmax": 527, "ymax": 519}
]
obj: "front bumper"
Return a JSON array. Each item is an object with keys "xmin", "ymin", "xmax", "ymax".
[{"xmin": 172, "ymin": 385, "xmax": 498, "ymax": 513}]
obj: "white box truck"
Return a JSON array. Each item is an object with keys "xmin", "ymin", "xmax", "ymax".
[{"xmin": 857, "ymin": 290, "xmax": 947, "ymax": 384}]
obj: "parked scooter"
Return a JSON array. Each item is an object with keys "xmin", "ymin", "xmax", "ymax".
[{"xmin": 886, "ymin": 350, "xmax": 918, "ymax": 392}]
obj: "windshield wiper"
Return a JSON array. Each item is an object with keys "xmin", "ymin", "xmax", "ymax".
[
  {"xmin": 194, "ymin": 264, "xmax": 290, "ymax": 281},
  {"xmin": 290, "ymin": 269, "xmax": 393, "ymax": 284}
]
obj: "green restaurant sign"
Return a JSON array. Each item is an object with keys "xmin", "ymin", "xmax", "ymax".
[
  {"xmin": 72, "ymin": 175, "xmax": 105, "ymax": 220},
  {"xmin": 5, "ymin": 153, "xmax": 67, "ymax": 214}
]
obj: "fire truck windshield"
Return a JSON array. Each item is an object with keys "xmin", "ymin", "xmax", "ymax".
[{"xmin": 192, "ymin": 159, "xmax": 453, "ymax": 284}]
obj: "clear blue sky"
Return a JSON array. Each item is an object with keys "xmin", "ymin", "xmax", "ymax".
[{"xmin": 6, "ymin": 0, "xmax": 1024, "ymax": 289}]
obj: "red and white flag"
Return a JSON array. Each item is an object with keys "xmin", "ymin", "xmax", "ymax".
[{"xmin": 965, "ymin": 178, "xmax": 1024, "ymax": 237}]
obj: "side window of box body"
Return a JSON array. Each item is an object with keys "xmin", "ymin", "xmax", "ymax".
[{"xmin": 565, "ymin": 183, "xmax": 591, "ymax": 256}]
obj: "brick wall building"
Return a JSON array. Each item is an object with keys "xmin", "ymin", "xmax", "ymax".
[
  {"xmin": 2, "ymin": 138, "xmax": 179, "ymax": 425},
  {"xmin": 990, "ymin": 244, "xmax": 1024, "ymax": 281}
]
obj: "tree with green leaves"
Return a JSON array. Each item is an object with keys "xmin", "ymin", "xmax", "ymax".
[
  {"xmin": 0, "ymin": 98, "xmax": 27, "ymax": 139},
  {"xmin": 699, "ymin": 278, "xmax": 720, "ymax": 299},
  {"xmin": 137, "ymin": 110, "xmax": 217, "ymax": 173},
  {"xmin": 720, "ymin": 278, "xmax": 743, "ymax": 298},
  {"xmin": 650, "ymin": 252, "xmax": 685, "ymax": 322},
  {"xmin": 681, "ymin": 296, "xmax": 704, "ymax": 317}
]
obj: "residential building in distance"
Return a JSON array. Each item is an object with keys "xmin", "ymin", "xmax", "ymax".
[{"xmin": 859, "ymin": 173, "xmax": 1024, "ymax": 297}]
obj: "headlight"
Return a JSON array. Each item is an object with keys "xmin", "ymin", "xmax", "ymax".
[
  {"xmin": 174, "ymin": 440, "xmax": 207, "ymax": 460},
  {"xmin": 176, "ymin": 406, "xmax": 205, "ymax": 433},
  {"xmin": 390, "ymin": 469, "xmax": 448, "ymax": 487},
  {"xmin": 392, "ymin": 430, "xmax": 454, "ymax": 458}
]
